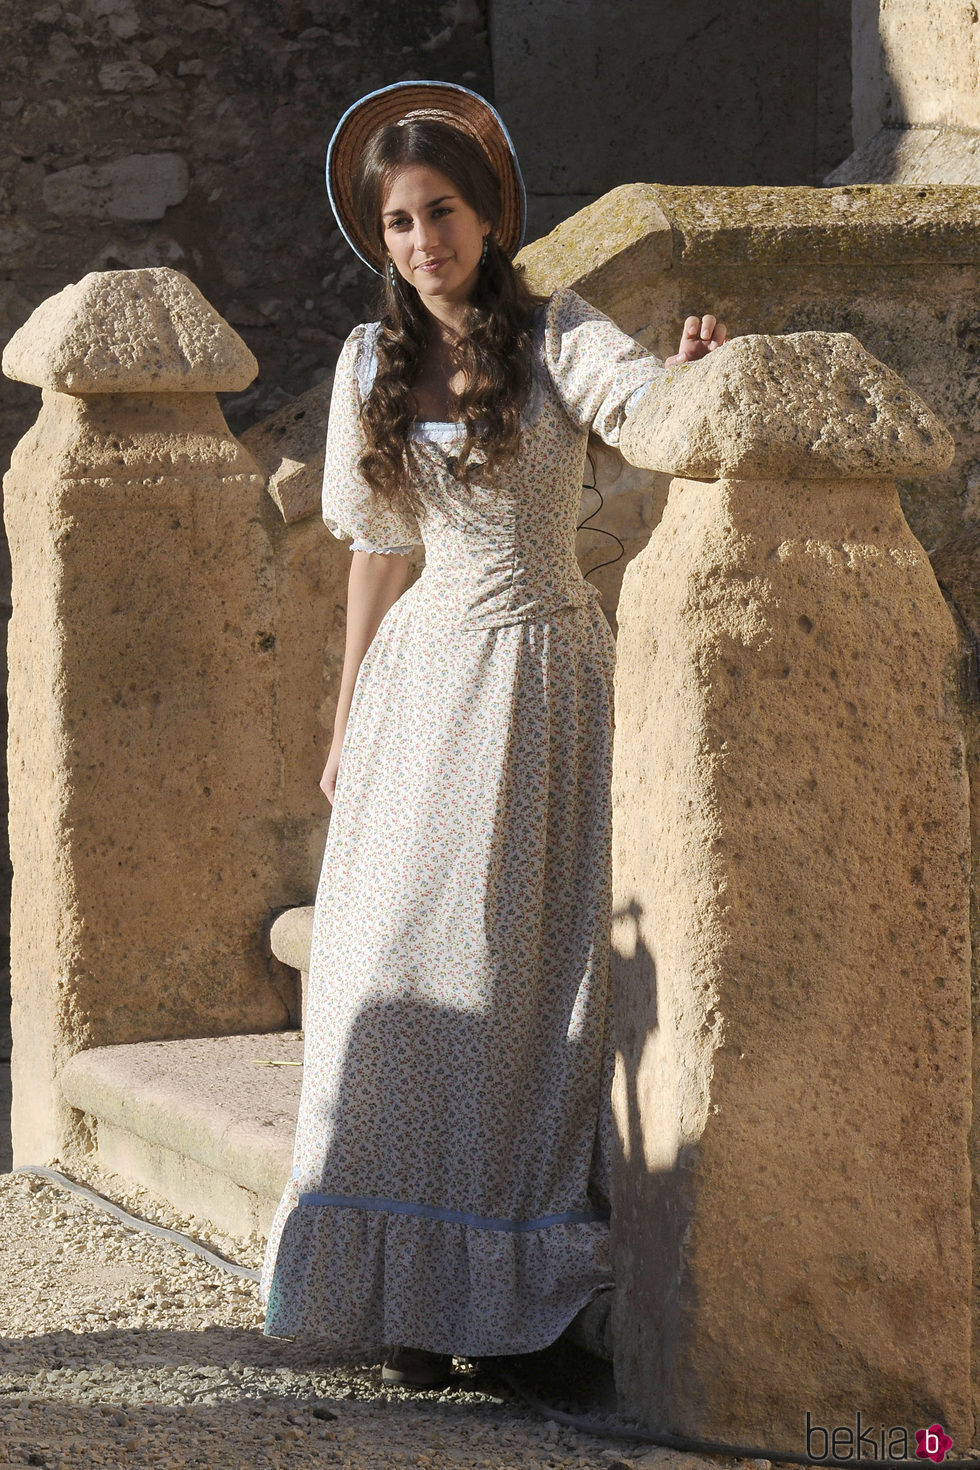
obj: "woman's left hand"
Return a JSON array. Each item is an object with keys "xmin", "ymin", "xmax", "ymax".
[{"xmin": 665, "ymin": 314, "xmax": 727, "ymax": 366}]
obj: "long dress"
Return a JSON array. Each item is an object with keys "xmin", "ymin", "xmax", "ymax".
[{"xmin": 259, "ymin": 286, "xmax": 664, "ymax": 1359}]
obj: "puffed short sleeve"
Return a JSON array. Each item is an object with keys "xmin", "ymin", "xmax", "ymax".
[
  {"xmin": 320, "ymin": 323, "xmax": 424, "ymax": 548},
  {"xmin": 542, "ymin": 287, "xmax": 665, "ymax": 446}
]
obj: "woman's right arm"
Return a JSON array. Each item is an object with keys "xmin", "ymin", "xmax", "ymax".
[{"xmin": 320, "ymin": 549, "xmax": 413, "ymax": 804}]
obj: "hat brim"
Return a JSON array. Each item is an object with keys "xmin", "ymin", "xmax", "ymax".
[{"xmin": 326, "ymin": 80, "xmax": 527, "ymax": 275}]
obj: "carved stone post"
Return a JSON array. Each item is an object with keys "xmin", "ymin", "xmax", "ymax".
[
  {"xmin": 611, "ymin": 334, "xmax": 972, "ymax": 1443},
  {"xmin": 2, "ymin": 268, "xmax": 291, "ymax": 1165}
]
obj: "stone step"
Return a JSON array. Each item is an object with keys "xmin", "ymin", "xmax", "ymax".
[
  {"xmin": 59, "ymin": 1031, "xmax": 304, "ymax": 1238},
  {"xmin": 269, "ymin": 905, "xmax": 314, "ymax": 1026}
]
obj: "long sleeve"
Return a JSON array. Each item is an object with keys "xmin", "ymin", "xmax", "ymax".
[
  {"xmin": 541, "ymin": 287, "xmax": 665, "ymax": 447},
  {"xmin": 321, "ymin": 323, "xmax": 424, "ymax": 549}
]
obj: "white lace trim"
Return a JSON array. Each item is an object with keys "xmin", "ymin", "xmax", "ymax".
[{"xmin": 349, "ymin": 538, "xmax": 415, "ymax": 554}]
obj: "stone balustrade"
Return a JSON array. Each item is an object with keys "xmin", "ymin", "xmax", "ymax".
[{"xmin": 611, "ymin": 331, "xmax": 971, "ymax": 1441}]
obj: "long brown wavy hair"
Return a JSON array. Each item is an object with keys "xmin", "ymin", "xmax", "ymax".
[{"xmin": 350, "ymin": 117, "xmax": 545, "ymax": 517}]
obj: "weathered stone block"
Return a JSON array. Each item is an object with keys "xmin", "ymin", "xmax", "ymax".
[
  {"xmin": 41, "ymin": 154, "xmax": 190, "ymax": 222},
  {"xmin": 619, "ymin": 331, "xmax": 954, "ymax": 481},
  {"xmin": 242, "ymin": 375, "xmax": 335, "ymax": 525},
  {"xmin": 611, "ymin": 334, "xmax": 972, "ymax": 1443},
  {"xmin": 3, "ymin": 266, "xmax": 256, "ymax": 394},
  {"xmin": 519, "ymin": 184, "xmax": 980, "ymax": 555}
]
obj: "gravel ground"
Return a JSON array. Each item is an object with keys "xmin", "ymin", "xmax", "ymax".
[{"xmin": 0, "ymin": 1162, "xmax": 683, "ymax": 1470}]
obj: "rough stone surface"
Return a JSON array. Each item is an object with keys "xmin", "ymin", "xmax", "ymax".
[
  {"xmin": 242, "ymin": 375, "xmax": 335, "ymax": 525},
  {"xmin": 865, "ymin": 0, "xmax": 980, "ymax": 133},
  {"xmin": 0, "ymin": 1067, "xmax": 10, "ymax": 1176},
  {"xmin": 619, "ymin": 331, "xmax": 955, "ymax": 481},
  {"xmin": 929, "ymin": 524, "xmax": 980, "ymax": 1428},
  {"xmin": 269, "ymin": 906, "xmax": 314, "ymax": 976},
  {"xmin": 261, "ymin": 504, "xmax": 366, "ymax": 903},
  {"xmin": 524, "ymin": 186, "xmax": 673, "ymax": 323},
  {"xmin": 610, "ymin": 471, "xmax": 972, "ymax": 1441},
  {"xmin": 840, "ymin": 0, "xmax": 980, "ymax": 183},
  {"xmin": 3, "ymin": 267, "xmax": 258, "ymax": 393},
  {"xmin": 520, "ymin": 184, "xmax": 980, "ymax": 295},
  {"xmin": 269, "ymin": 905, "xmax": 315, "ymax": 1029}
]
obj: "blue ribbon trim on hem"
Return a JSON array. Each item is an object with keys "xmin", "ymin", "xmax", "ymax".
[{"xmin": 295, "ymin": 1191, "xmax": 611, "ymax": 1234}]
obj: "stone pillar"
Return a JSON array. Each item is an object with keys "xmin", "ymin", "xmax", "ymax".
[
  {"xmin": 830, "ymin": 0, "xmax": 980, "ymax": 182},
  {"xmin": 611, "ymin": 333, "xmax": 972, "ymax": 1443},
  {"xmin": 929, "ymin": 527, "xmax": 980, "ymax": 1437},
  {"xmin": 2, "ymin": 267, "xmax": 291, "ymax": 1165}
]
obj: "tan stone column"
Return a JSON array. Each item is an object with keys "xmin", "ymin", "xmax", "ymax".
[
  {"xmin": 611, "ymin": 334, "xmax": 972, "ymax": 1444},
  {"xmin": 1, "ymin": 268, "xmax": 291, "ymax": 1165}
]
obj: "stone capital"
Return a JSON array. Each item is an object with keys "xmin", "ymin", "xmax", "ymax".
[
  {"xmin": 2, "ymin": 266, "xmax": 257, "ymax": 395},
  {"xmin": 619, "ymin": 330, "xmax": 955, "ymax": 481}
]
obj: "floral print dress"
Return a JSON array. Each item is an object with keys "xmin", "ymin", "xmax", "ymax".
[{"xmin": 259, "ymin": 287, "xmax": 664, "ymax": 1359}]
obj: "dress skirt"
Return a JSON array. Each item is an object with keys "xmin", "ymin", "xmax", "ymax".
[{"xmin": 259, "ymin": 578, "xmax": 618, "ymax": 1358}]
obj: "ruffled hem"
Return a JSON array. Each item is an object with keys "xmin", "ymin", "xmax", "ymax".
[
  {"xmin": 260, "ymin": 1190, "xmax": 613, "ymax": 1358},
  {"xmin": 323, "ymin": 513, "xmax": 421, "ymax": 551}
]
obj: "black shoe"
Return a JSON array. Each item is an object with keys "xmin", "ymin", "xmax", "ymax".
[{"xmin": 381, "ymin": 1346, "xmax": 453, "ymax": 1388}]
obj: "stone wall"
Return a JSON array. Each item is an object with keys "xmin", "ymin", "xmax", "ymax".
[{"xmin": 494, "ymin": 0, "xmax": 852, "ymax": 235}]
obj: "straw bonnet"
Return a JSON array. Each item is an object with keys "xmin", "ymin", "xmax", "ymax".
[{"xmin": 325, "ymin": 80, "xmax": 527, "ymax": 274}]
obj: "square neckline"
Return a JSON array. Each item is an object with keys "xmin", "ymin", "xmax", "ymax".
[{"xmin": 361, "ymin": 302, "xmax": 551, "ymax": 440}]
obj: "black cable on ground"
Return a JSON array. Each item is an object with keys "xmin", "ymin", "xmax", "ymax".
[
  {"xmin": 489, "ymin": 1362, "xmax": 978, "ymax": 1467},
  {"xmin": 13, "ymin": 1165, "xmax": 261, "ymax": 1281},
  {"xmin": 14, "ymin": 1165, "xmax": 977, "ymax": 1468}
]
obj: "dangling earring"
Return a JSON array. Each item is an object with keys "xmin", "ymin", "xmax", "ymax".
[
  {"xmin": 480, "ymin": 235, "xmax": 489, "ymax": 267},
  {"xmin": 388, "ymin": 259, "xmax": 397, "ymax": 288}
]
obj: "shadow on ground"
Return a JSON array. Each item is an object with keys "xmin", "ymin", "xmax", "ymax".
[
  {"xmin": 0, "ymin": 1322, "xmax": 615, "ymax": 1407},
  {"xmin": 0, "ymin": 1325, "xmax": 622, "ymax": 1468}
]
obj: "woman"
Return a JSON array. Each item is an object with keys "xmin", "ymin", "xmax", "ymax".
[{"xmin": 260, "ymin": 80, "xmax": 725, "ymax": 1388}]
